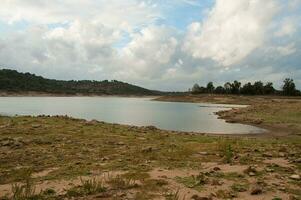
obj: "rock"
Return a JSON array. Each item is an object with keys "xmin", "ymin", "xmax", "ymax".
[
  {"xmin": 289, "ymin": 174, "xmax": 300, "ymax": 180},
  {"xmin": 101, "ymin": 156, "xmax": 109, "ymax": 161},
  {"xmin": 278, "ymin": 152, "xmax": 286, "ymax": 157},
  {"xmin": 289, "ymin": 195, "xmax": 299, "ymax": 200},
  {"xmin": 279, "ymin": 146, "xmax": 287, "ymax": 152},
  {"xmin": 213, "ymin": 167, "xmax": 221, "ymax": 171},
  {"xmin": 211, "ymin": 179, "xmax": 223, "ymax": 186},
  {"xmin": 198, "ymin": 152, "xmax": 208, "ymax": 155},
  {"xmin": 85, "ymin": 120, "xmax": 99, "ymax": 125},
  {"xmin": 116, "ymin": 142, "xmax": 125, "ymax": 146},
  {"xmin": 225, "ymin": 119, "xmax": 237, "ymax": 123},
  {"xmin": 143, "ymin": 126, "xmax": 157, "ymax": 131},
  {"xmin": 0, "ymin": 137, "xmax": 25, "ymax": 148},
  {"xmin": 265, "ymin": 168, "xmax": 274, "ymax": 172},
  {"xmin": 142, "ymin": 147, "xmax": 153, "ymax": 153},
  {"xmin": 294, "ymin": 158, "xmax": 301, "ymax": 163},
  {"xmin": 244, "ymin": 166, "xmax": 257, "ymax": 176},
  {"xmin": 249, "ymin": 172, "xmax": 256, "ymax": 176},
  {"xmin": 191, "ymin": 195, "xmax": 212, "ymax": 200},
  {"xmin": 262, "ymin": 152, "xmax": 273, "ymax": 157},
  {"xmin": 32, "ymin": 124, "xmax": 42, "ymax": 128},
  {"xmin": 253, "ymin": 119, "xmax": 263, "ymax": 124},
  {"xmin": 251, "ymin": 186, "xmax": 263, "ymax": 195}
]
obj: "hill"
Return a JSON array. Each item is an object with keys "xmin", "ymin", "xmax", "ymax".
[{"xmin": 0, "ymin": 69, "xmax": 161, "ymax": 95}]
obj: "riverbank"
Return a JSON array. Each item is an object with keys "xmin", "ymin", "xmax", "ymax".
[
  {"xmin": 0, "ymin": 115, "xmax": 300, "ymax": 199},
  {"xmin": 155, "ymin": 94, "xmax": 301, "ymax": 105},
  {"xmin": 155, "ymin": 95, "xmax": 301, "ymax": 137},
  {"xmin": 0, "ymin": 91, "xmax": 161, "ymax": 98}
]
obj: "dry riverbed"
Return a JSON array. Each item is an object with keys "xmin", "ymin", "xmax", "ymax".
[{"xmin": 0, "ymin": 111, "xmax": 300, "ymax": 199}]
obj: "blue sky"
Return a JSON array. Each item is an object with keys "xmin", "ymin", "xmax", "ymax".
[{"xmin": 0, "ymin": 0, "xmax": 300, "ymax": 91}]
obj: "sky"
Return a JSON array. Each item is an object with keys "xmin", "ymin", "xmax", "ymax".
[{"xmin": 0, "ymin": 0, "xmax": 300, "ymax": 91}]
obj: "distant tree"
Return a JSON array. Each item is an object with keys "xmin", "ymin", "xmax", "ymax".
[
  {"xmin": 206, "ymin": 82, "xmax": 215, "ymax": 93},
  {"xmin": 263, "ymin": 82, "xmax": 275, "ymax": 95},
  {"xmin": 253, "ymin": 81, "xmax": 264, "ymax": 95},
  {"xmin": 230, "ymin": 81, "xmax": 241, "ymax": 94},
  {"xmin": 191, "ymin": 83, "xmax": 201, "ymax": 94},
  {"xmin": 282, "ymin": 78, "xmax": 297, "ymax": 96},
  {"xmin": 215, "ymin": 86, "xmax": 225, "ymax": 94},
  {"xmin": 224, "ymin": 82, "xmax": 232, "ymax": 94},
  {"xmin": 241, "ymin": 82, "xmax": 255, "ymax": 95}
]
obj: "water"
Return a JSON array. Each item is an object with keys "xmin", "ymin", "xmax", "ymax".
[{"xmin": 0, "ymin": 97, "xmax": 265, "ymax": 134}]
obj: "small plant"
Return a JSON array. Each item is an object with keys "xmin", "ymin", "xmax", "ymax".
[
  {"xmin": 107, "ymin": 174, "xmax": 137, "ymax": 190},
  {"xmin": 165, "ymin": 189, "xmax": 184, "ymax": 200},
  {"xmin": 218, "ymin": 140, "xmax": 234, "ymax": 164},
  {"xmin": 11, "ymin": 170, "xmax": 37, "ymax": 200},
  {"xmin": 175, "ymin": 173, "xmax": 208, "ymax": 189},
  {"xmin": 231, "ymin": 183, "xmax": 249, "ymax": 192},
  {"xmin": 65, "ymin": 177, "xmax": 106, "ymax": 197},
  {"xmin": 41, "ymin": 188, "xmax": 56, "ymax": 196},
  {"xmin": 80, "ymin": 178, "xmax": 106, "ymax": 194}
]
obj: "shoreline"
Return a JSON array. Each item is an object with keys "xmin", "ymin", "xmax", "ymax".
[
  {"xmin": 1, "ymin": 94, "xmax": 300, "ymax": 137},
  {"xmin": 0, "ymin": 92, "xmax": 160, "ymax": 98},
  {"xmin": 0, "ymin": 114, "xmax": 267, "ymax": 137},
  {"xmin": 0, "ymin": 114, "xmax": 300, "ymax": 199},
  {"xmin": 1, "ymin": 94, "xmax": 298, "ymax": 137}
]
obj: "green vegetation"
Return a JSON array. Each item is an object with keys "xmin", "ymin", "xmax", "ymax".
[
  {"xmin": 0, "ymin": 69, "xmax": 161, "ymax": 95},
  {"xmin": 191, "ymin": 79, "xmax": 300, "ymax": 96},
  {"xmin": 65, "ymin": 178, "xmax": 106, "ymax": 198}
]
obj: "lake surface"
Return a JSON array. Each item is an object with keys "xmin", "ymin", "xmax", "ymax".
[{"xmin": 0, "ymin": 97, "xmax": 265, "ymax": 134}]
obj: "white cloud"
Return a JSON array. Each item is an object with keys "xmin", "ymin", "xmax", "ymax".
[
  {"xmin": 288, "ymin": 0, "xmax": 301, "ymax": 10},
  {"xmin": 276, "ymin": 43, "xmax": 297, "ymax": 56},
  {"xmin": 184, "ymin": 0, "xmax": 280, "ymax": 66},
  {"xmin": 0, "ymin": 0, "xmax": 300, "ymax": 90},
  {"xmin": 0, "ymin": 0, "xmax": 160, "ymax": 31},
  {"xmin": 275, "ymin": 17, "xmax": 297, "ymax": 37},
  {"xmin": 120, "ymin": 26, "xmax": 178, "ymax": 78}
]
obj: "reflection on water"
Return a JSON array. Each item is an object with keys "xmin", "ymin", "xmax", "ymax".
[{"xmin": 0, "ymin": 97, "xmax": 265, "ymax": 134}]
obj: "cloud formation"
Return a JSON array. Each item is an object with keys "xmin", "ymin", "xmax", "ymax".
[
  {"xmin": 184, "ymin": 0, "xmax": 279, "ymax": 66},
  {"xmin": 0, "ymin": 0, "xmax": 300, "ymax": 90}
]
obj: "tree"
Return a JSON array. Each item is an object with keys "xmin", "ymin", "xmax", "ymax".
[
  {"xmin": 215, "ymin": 86, "xmax": 225, "ymax": 94},
  {"xmin": 206, "ymin": 82, "xmax": 215, "ymax": 93},
  {"xmin": 224, "ymin": 82, "xmax": 231, "ymax": 94},
  {"xmin": 191, "ymin": 83, "xmax": 201, "ymax": 94},
  {"xmin": 263, "ymin": 82, "xmax": 275, "ymax": 95},
  {"xmin": 230, "ymin": 81, "xmax": 241, "ymax": 94},
  {"xmin": 241, "ymin": 82, "xmax": 255, "ymax": 95},
  {"xmin": 253, "ymin": 81, "xmax": 264, "ymax": 95},
  {"xmin": 282, "ymin": 78, "xmax": 296, "ymax": 96}
]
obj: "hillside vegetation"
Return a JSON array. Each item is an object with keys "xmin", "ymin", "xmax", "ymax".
[{"xmin": 0, "ymin": 69, "xmax": 160, "ymax": 96}]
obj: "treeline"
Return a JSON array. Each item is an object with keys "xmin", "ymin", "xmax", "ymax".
[
  {"xmin": 0, "ymin": 69, "xmax": 161, "ymax": 95},
  {"xmin": 190, "ymin": 78, "xmax": 300, "ymax": 96}
]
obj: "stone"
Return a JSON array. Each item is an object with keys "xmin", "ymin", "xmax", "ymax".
[
  {"xmin": 142, "ymin": 147, "xmax": 153, "ymax": 153},
  {"xmin": 289, "ymin": 174, "xmax": 300, "ymax": 180},
  {"xmin": 212, "ymin": 179, "xmax": 223, "ymax": 186},
  {"xmin": 262, "ymin": 153, "xmax": 273, "ymax": 157},
  {"xmin": 244, "ymin": 166, "xmax": 257, "ymax": 176},
  {"xmin": 249, "ymin": 172, "xmax": 256, "ymax": 176},
  {"xmin": 265, "ymin": 168, "xmax": 274, "ymax": 172},
  {"xmin": 213, "ymin": 167, "xmax": 221, "ymax": 171},
  {"xmin": 251, "ymin": 186, "xmax": 263, "ymax": 195},
  {"xmin": 198, "ymin": 152, "xmax": 208, "ymax": 155},
  {"xmin": 191, "ymin": 195, "xmax": 212, "ymax": 200},
  {"xmin": 294, "ymin": 158, "xmax": 301, "ymax": 163}
]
